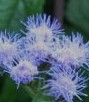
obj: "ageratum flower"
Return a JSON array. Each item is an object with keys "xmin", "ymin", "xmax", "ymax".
[
  {"xmin": 0, "ymin": 31, "xmax": 21, "ymax": 66},
  {"xmin": 18, "ymin": 36, "xmax": 53, "ymax": 65},
  {"xmin": 51, "ymin": 33, "xmax": 89, "ymax": 68},
  {"xmin": 22, "ymin": 14, "xmax": 63, "ymax": 42},
  {"xmin": 5, "ymin": 55, "xmax": 38, "ymax": 87},
  {"xmin": 43, "ymin": 65, "xmax": 88, "ymax": 102}
]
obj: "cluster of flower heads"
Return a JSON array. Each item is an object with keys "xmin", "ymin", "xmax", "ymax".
[{"xmin": 0, "ymin": 14, "xmax": 89, "ymax": 102}]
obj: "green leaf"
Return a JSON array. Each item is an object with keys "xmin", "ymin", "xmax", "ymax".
[
  {"xmin": 22, "ymin": 81, "xmax": 54, "ymax": 102},
  {"xmin": 0, "ymin": 0, "xmax": 18, "ymax": 30},
  {"xmin": 0, "ymin": 0, "xmax": 45, "ymax": 31},
  {"xmin": 22, "ymin": 85, "xmax": 35, "ymax": 98},
  {"xmin": 32, "ymin": 90, "xmax": 54, "ymax": 102},
  {"xmin": 0, "ymin": 76, "xmax": 17, "ymax": 102},
  {"xmin": 65, "ymin": 0, "xmax": 89, "ymax": 38},
  {"xmin": 23, "ymin": 0, "xmax": 45, "ymax": 15}
]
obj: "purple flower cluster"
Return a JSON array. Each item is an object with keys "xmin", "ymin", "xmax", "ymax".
[{"xmin": 0, "ymin": 14, "xmax": 89, "ymax": 102}]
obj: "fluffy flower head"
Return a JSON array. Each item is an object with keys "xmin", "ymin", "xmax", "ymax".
[
  {"xmin": 18, "ymin": 36, "xmax": 54, "ymax": 65},
  {"xmin": 52, "ymin": 33, "xmax": 89, "ymax": 68},
  {"xmin": 5, "ymin": 55, "xmax": 38, "ymax": 87},
  {"xmin": 22, "ymin": 14, "xmax": 63, "ymax": 42},
  {"xmin": 0, "ymin": 31, "xmax": 20, "ymax": 65},
  {"xmin": 44, "ymin": 65, "xmax": 88, "ymax": 102}
]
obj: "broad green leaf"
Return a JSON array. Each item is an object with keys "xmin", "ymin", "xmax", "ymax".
[
  {"xmin": 0, "ymin": 76, "xmax": 17, "ymax": 102},
  {"xmin": 65, "ymin": 0, "xmax": 89, "ymax": 39},
  {"xmin": 32, "ymin": 90, "xmax": 54, "ymax": 102},
  {"xmin": 0, "ymin": 0, "xmax": 45, "ymax": 31},
  {"xmin": 23, "ymin": 0, "xmax": 45, "ymax": 15},
  {"xmin": 0, "ymin": 0, "xmax": 18, "ymax": 30}
]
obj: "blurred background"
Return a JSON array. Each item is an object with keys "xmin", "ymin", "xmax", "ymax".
[{"xmin": 0, "ymin": 0, "xmax": 89, "ymax": 102}]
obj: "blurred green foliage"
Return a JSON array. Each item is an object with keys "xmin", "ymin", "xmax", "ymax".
[
  {"xmin": 0, "ymin": 0, "xmax": 89, "ymax": 102},
  {"xmin": 0, "ymin": 0, "xmax": 45, "ymax": 31},
  {"xmin": 65, "ymin": 0, "xmax": 89, "ymax": 40}
]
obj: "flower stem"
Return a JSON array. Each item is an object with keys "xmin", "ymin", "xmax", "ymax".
[{"xmin": 22, "ymin": 85, "xmax": 35, "ymax": 99}]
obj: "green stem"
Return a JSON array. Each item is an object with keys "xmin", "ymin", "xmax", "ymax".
[{"xmin": 22, "ymin": 85, "xmax": 35, "ymax": 99}]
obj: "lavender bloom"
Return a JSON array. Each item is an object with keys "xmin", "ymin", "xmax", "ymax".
[
  {"xmin": 18, "ymin": 35, "xmax": 55, "ymax": 65},
  {"xmin": 22, "ymin": 14, "xmax": 63, "ymax": 42},
  {"xmin": 19, "ymin": 14, "xmax": 64, "ymax": 65},
  {"xmin": 51, "ymin": 33, "xmax": 89, "ymax": 68},
  {"xmin": 43, "ymin": 65, "xmax": 88, "ymax": 102},
  {"xmin": 0, "ymin": 31, "xmax": 21, "ymax": 66},
  {"xmin": 25, "ymin": 41, "xmax": 51, "ymax": 65},
  {"xmin": 5, "ymin": 55, "xmax": 38, "ymax": 87}
]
